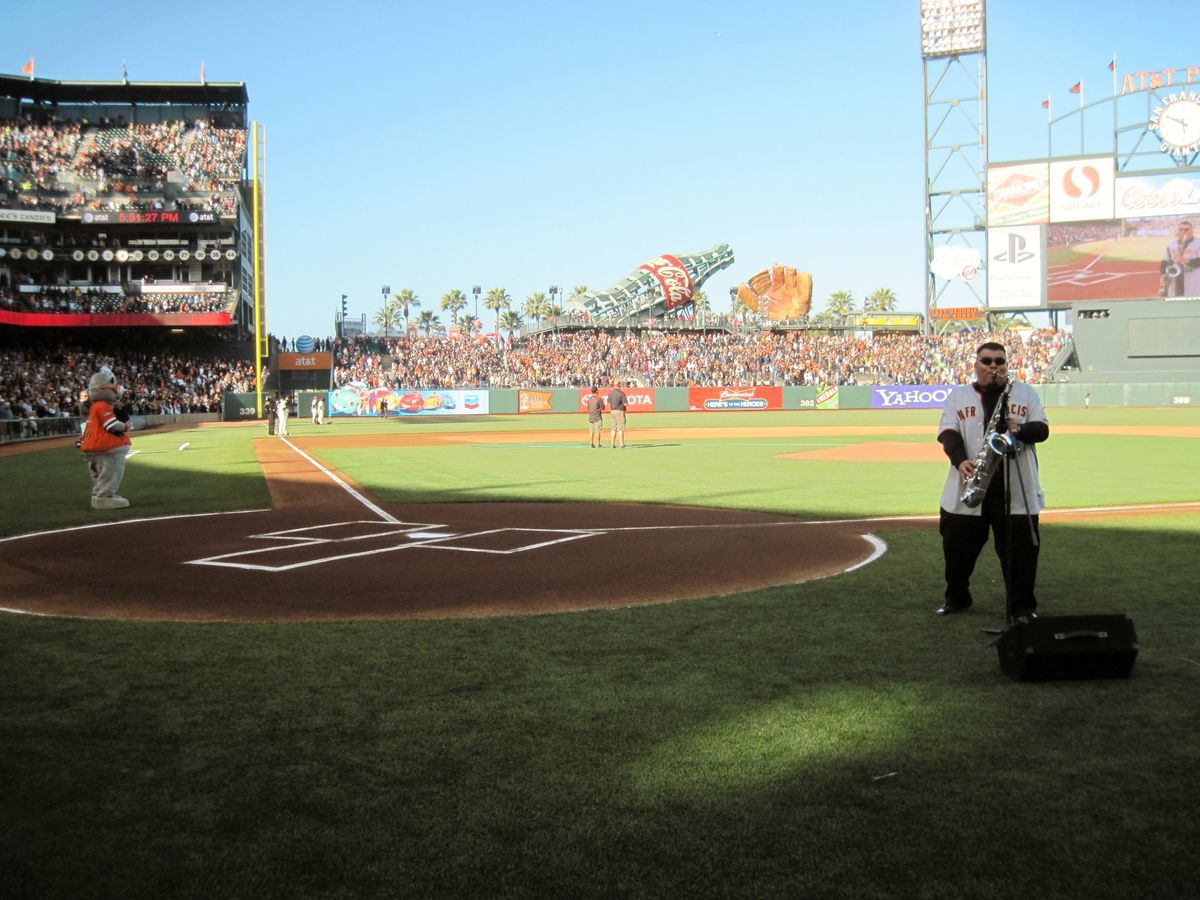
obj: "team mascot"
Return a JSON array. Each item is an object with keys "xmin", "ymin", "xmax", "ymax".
[{"xmin": 80, "ymin": 367, "xmax": 133, "ymax": 509}]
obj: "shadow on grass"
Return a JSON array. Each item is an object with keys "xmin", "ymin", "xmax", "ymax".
[{"xmin": 1, "ymin": 525, "xmax": 1197, "ymax": 898}]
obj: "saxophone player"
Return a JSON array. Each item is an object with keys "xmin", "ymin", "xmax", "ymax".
[
  {"xmin": 935, "ymin": 343, "xmax": 1050, "ymax": 618},
  {"xmin": 1160, "ymin": 220, "xmax": 1200, "ymax": 298}
]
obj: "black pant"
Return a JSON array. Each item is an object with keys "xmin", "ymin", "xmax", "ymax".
[{"xmin": 940, "ymin": 508, "xmax": 1040, "ymax": 615}]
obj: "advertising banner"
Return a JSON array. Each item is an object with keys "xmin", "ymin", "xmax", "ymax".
[
  {"xmin": 987, "ymin": 225, "xmax": 1045, "ymax": 309},
  {"xmin": 857, "ymin": 314, "xmax": 921, "ymax": 329},
  {"xmin": 141, "ymin": 284, "xmax": 231, "ymax": 294},
  {"xmin": 80, "ymin": 209, "xmax": 220, "ymax": 225},
  {"xmin": 639, "ymin": 255, "xmax": 694, "ymax": 310},
  {"xmin": 816, "ymin": 386, "xmax": 840, "ymax": 410},
  {"xmin": 928, "ymin": 306, "xmax": 982, "ymax": 320},
  {"xmin": 277, "ymin": 352, "xmax": 333, "ymax": 371},
  {"xmin": 328, "ymin": 384, "xmax": 488, "ymax": 416},
  {"xmin": 871, "ymin": 385, "xmax": 953, "ymax": 409},
  {"xmin": 687, "ymin": 386, "xmax": 782, "ymax": 411},
  {"xmin": 930, "ymin": 244, "xmax": 981, "ymax": 282},
  {"xmin": 0, "ymin": 208, "xmax": 56, "ymax": 224},
  {"xmin": 0, "ymin": 310, "xmax": 231, "ymax": 328},
  {"xmin": 1115, "ymin": 171, "xmax": 1200, "ymax": 218},
  {"xmin": 519, "ymin": 390, "xmax": 554, "ymax": 413},
  {"xmin": 1049, "ymin": 157, "xmax": 1115, "ymax": 223},
  {"xmin": 987, "ymin": 162, "xmax": 1050, "ymax": 226},
  {"xmin": 578, "ymin": 387, "xmax": 656, "ymax": 412}
]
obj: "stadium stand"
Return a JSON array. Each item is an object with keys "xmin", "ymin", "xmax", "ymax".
[
  {"xmin": 1, "ymin": 75, "xmax": 252, "ymax": 336},
  {"xmin": 328, "ymin": 329, "xmax": 1066, "ymax": 390}
]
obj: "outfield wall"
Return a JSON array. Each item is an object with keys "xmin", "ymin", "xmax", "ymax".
[{"xmin": 215, "ymin": 382, "xmax": 1198, "ymax": 422}]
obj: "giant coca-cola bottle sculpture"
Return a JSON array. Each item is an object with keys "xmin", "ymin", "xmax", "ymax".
[{"xmin": 569, "ymin": 243, "xmax": 734, "ymax": 321}]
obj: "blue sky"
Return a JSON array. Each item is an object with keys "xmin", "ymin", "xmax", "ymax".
[{"xmin": 5, "ymin": 1, "xmax": 1197, "ymax": 338}]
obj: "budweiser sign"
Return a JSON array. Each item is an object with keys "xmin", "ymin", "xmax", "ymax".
[{"xmin": 640, "ymin": 254, "xmax": 694, "ymax": 310}]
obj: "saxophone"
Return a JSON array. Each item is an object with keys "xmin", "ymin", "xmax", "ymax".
[{"xmin": 959, "ymin": 376, "xmax": 1015, "ymax": 508}]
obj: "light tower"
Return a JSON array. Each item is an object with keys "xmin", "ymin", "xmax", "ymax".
[{"xmin": 920, "ymin": 0, "xmax": 987, "ymax": 334}]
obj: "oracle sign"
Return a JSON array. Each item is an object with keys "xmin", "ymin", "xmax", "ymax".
[
  {"xmin": 639, "ymin": 254, "xmax": 694, "ymax": 310},
  {"xmin": 578, "ymin": 387, "xmax": 655, "ymax": 411}
]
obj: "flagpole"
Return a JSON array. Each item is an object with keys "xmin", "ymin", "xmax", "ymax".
[
  {"xmin": 1079, "ymin": 81, "xmax": 1085, "ymax": 153},
  {"xmin": 1045, "ymin": 96, "xmax": 1052, "ymax": 158},
  {"xmin": 1111, "ymin": 55, "xmax": 1118, "ymax": 158}
]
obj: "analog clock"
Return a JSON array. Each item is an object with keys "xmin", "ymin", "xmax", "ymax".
[{"xmin": 1151, "ymin": 97, "xmax": 1200, "ymax": 154}]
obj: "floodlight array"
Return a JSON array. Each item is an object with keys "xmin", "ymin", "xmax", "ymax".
[{"xmin": 920, "ymin": 0, "xmax": 985, "ymax": 58}]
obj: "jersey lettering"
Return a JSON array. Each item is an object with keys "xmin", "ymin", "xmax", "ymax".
[{"xmin": 956, "ymin": 405, "xmax": 977, "ymax": 422}]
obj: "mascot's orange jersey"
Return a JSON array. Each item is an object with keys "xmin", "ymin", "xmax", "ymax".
[{"xmin": 79, "ymin": 400, "xmax": 131, "ymax": 452}]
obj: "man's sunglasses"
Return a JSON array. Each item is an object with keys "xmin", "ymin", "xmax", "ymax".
[{"xmin": 978, "ymin": 356, "xmax": 1006, "ymax": 366}]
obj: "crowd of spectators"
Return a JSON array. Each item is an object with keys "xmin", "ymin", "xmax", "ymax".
[
  {"xmin": 2, "ymin": 116, "xmax": 244, "ymax": 217},
  {"xmin": 1, "ymin": 327, "xmax": 1067, "ymax": 441},
  {"xmin": 1, "ymin": 287, "xmax": 232, "ymax": 315},
  {"xmin": 331, "ymin": 328, "xmax": 1066, "ymax": 389},
  {"xmin": 0, "ymin": 338, "xmax": 256, "ymax": 438}
]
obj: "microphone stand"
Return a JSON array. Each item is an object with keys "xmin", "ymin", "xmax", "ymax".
[{"xmin": 999, "ymin": 397, "xmax": 1015, "ymax": 628}]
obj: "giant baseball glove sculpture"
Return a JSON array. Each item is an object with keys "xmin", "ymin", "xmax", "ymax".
[{"xmin": 736, "ymin": 264, "xmax": 813, "ymax": 320}]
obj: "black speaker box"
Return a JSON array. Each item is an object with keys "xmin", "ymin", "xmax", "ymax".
[{"xmin": 997, "ymin": 614, "xmax": 1138, "ymax": 681}]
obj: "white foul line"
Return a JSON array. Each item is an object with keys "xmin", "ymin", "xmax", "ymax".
[{"xmin": 279, "ymin": 437, "xmax": 399, "ymax": 524}]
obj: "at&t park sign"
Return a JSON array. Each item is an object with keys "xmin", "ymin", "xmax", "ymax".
[{"xmin": 1119, "ymin": 67, "xmax": 1200, "ymax": 95}]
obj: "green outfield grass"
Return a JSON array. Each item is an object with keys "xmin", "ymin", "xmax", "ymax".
[{"xmin": 2, "ymin": 408, "xmax": 1199, "ymax": 899}]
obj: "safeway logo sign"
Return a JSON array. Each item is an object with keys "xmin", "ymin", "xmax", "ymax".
[
  {"xmin": 1050, "ymin": 157, "xmax": 1114, "ymax": 223},
  {"xmin": 578, "ymin": 388, "xmax": 655, "ymax": 411},
  {"xmin": 1061, "ymin": 165, "xmax": 1101, "ymax": 198}
]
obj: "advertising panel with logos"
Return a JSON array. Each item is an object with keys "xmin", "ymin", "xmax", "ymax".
[
  {"xmin": 987, "ymin": 162, "xmax": 1049, "ymax": 227},
  {"xmin": 328, "ymin": 384, "xmax": 488, "ymax": 416},
  {"xmin": 687, "ymin": 386, "xmax": 782, "ymax": 411},
  {"xmin": 990, "ymin": 154, "xmax": 1200, "ymax": 303},
  {"xmin": 987, "ymin": 224, "xmax": 1045, "ymax": 309},
  {"xmin": 578, "ymin": 387, "xmax": 656, "ymax": 412}
]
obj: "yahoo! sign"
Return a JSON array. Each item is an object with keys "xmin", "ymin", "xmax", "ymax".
[{"xmin": 872, "ymin": 385, "xmax": 953, "ymax": 409}]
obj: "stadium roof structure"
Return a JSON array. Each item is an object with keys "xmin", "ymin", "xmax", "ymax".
[{"xmin": 0, "ymin": 74, "xmax": 247, "ymax": 106}]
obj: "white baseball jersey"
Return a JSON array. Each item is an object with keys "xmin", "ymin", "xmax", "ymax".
[{"xmin": 938, "ymin": 381, "xmax": 1047, "ymax": 516}]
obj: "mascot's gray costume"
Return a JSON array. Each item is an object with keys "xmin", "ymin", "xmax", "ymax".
[{"xmin": 80, "ymin": 367, "xmax": 133, "ymax": 509}]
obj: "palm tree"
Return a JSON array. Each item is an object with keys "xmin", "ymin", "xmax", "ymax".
[
  {"xmin": 416, "ymin": 309, "xmax": 442, "ymax": 336},
  {"xmin": 440, "ymin": 289, "xmax": 467, "ymax": 324},
  {"xmin": 499, "ymin": 309, "xmax": 525, "ymax": 339},
  {"xmin": 373, "ymin": 299, "xmax": 401, "ymax": 337},
  {"xmin": 690, "ymin": 290, "xmax": 711, "ymax": 323},
  {"xmin": 730, "ymin": 292, "xmax": 752, "ymax": 318},
  {"xmin": 567, "ymin": 285, "xmax": 588, "ymax": 312},
  {"xmin": 484, "ymin": 287, "xmax": 511, "ymax": 336},
  {"xmin": 864, "ymin": 287, "xmax": 898, "ymax": 312},
  {"xmin": 523, "ymin": 291, "xmax": 548, "ymax": 328},
  {"xmin": 825, "ymin": 290, "xmax": 857, "ymax": 321},
  {"xmin": 392, "ymin": 288, "xmax": 420, "ymax": 328}
]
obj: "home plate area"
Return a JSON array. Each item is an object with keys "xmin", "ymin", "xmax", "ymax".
[
  {"xmin": 0, "ymin": 503, "xmax": 877, "ymax": 621},
  {"xmin": 187, "ymin": 519, "xmax": 599, "ymax": 572}
]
